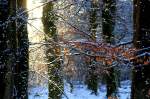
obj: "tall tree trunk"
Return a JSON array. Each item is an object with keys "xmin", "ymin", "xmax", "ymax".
[
  {"xmin": 42, "ymin": 2, "xmax": 63, "ymax": 99},
  {"xmin": 85, "ymin": 0, "xmax": 99, "ymax": 95},
  {"xmin": 13, "ymin": 0, "xmax": 29, "ymax": 98},
  {"xmin": 102, "ymin": 0, "xmax": 117, "ymax": 98},
  {"xmin": 0, "ymin": 0, "xmax": 12, "ymax": 99},
  {"xmin": 131, "ymin": 0, "xmax": 150, "ymax": 99},
  {"xmin": 0, "ymin": 0, "xmax": 18, "ymax": 98},
  {"xmin": 0, "ymin": 0, "xmax": 29, "ymax": 99},
  {"xmin": 5, "ymin": 0, "xmax": 18, "ymax": 99}
]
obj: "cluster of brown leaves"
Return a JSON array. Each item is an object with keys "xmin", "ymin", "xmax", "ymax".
[{"xmin": 64, "ymin": 40, "xmax": 136, "ymax": 65}]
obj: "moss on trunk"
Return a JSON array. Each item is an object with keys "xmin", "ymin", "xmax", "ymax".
[{"xmin": 42, "ymin": 2, "xmax": 63, "ymax": 99}]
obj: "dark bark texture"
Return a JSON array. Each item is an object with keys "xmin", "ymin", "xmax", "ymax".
[
  {"xmin": 132, "ymin": 0, "xmax": 150, "ymax": 99},
  {"xmin": 0, "ymin": 0, "xmax": 11, "ymax": 99},
  {"xmin": 102, "ymin": 0, "xmax": 117, "ymax": 98},
  {"xmin": 0, "ymin": 0, "xmax": 29, "ymax": 99},
  {"xmin": 85, "ymin": 0, "xmax": 99, "ymax": 95}
]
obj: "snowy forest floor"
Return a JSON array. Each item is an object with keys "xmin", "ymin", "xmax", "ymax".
[{"xmin": 28, "ymin": 80, "xmax": 131, "ymax": 99}]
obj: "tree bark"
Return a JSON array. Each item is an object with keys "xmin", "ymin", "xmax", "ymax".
[
  {"xmin": 13, "ymin": 0, "xmax": 29, "ymax": 98},
  {"xmin": 0, "ymin": 0, "xmax": 28, "ymax": 98},
  {"xmin": 102, "ymin": 0, "xmax": 117, "ymax": 98},
  {"xmin": 0, "ymin": 0, "xmax": 11, "ymax": 99},
  {"xmin": 42, "ymin": 2, "xmax": 63, "ymax": 99},
  {"xmin": 85, "ymin": 0, "xmax": 99, "ymax": 95},
  {"xmin": 102, "ymin": 0, "xmax": 116, "ymax": 43},
  {"xmin": 132, "ymin": 0, "xmax": 150, "ymax": 99}
]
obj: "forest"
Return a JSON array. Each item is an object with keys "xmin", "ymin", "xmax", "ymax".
[{"xmin": 0, "ymin": 0, "xmax": 150, "ymax": 99}]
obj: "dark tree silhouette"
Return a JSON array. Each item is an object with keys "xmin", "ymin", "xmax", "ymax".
[
  {"xmin": 14, "ymin": 0, "xmax": 29, "ymax": 98},
  {"xmin": 84, "ymin": 0, "xmax": 99, "ymax": 95},
  {"xmin": 131, "ymin": 0, "xmax": 150, "ymax": 99},
  {"xmin": 102, "ymin": 0, "xmax": 118, "ymax": 98},
  {"xmin": 0, "ymin": 0, "xmax": 28, "ymax": 98},
  {"xmin": 0, "ymin": 0, "xmax": 12, "ymax": 99}
]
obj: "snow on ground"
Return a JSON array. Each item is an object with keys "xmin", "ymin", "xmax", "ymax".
[
  {"xmin": 29, "ymin": 80, "xmax": 131, "ymax": 99},
  {"xmin": 29, "ymin": 86, "xmax": 48, "ymax": 99},
  {"xmin": 61, "ymin": 82, "xmax": 106, "ymax": 99},
  {"xmin": 117, "ymin": 80, "xmax": 131, "ymax": 99}
]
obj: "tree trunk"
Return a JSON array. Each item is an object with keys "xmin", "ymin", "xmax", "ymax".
[
  {"xmin": 42, "ymin": 2, "xmax": 63, "ymax": 99},
  {"xmin": 102, "ymin": 0, "xmax": 116, "ymax": 43},
  {"xmin": 0, "ymin": 0, "xmax": 12, "ymax": 99},
  {"xmin": 131, "ymin": 0, "xmax": 150, "ymax": 99},
  {"xmin": 1, "ymin": 0, "xmax": 28, "ymax": 98},
  {"xmin": 85, "ymin": 0, "xmax": 99, "ymax": 95},
  {"xmin": 13, "ymin": 0, "xmax": 29, "ymax": 98},
  {"xmin": 102, "ymin": 0, "xmax": 117, "ymax": 98}
]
